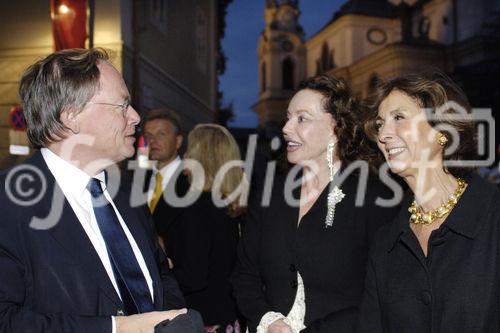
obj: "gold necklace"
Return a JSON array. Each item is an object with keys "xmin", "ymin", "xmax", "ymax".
[{"xmin": 409, "ymin": 178, "xmax": 466, "ymax": 225}]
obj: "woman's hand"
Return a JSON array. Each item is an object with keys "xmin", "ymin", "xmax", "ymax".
[{"xmin": 267, "ymin": 319, "xmax": 293, "ymax": 333}]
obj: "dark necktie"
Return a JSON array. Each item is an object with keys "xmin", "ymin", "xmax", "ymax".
[{"xmin": 88, "ymin": 177, "xmax": 154, "ymax": 315}]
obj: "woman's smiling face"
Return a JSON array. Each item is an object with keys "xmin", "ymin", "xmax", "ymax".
[{"xmin": 376, "ymin": 90, "xmax": 442, "ymax": 178}]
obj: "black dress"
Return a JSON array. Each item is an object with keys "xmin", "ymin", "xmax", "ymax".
[
  {"xmin": 158, "ymin": 190, "xmax": 242, "ymax": 329},
  {"xmin": 232, "ymin": 174, "xmax": 399, "ymax": 333},
  {"xmin": 357, "ymin": 174, "xmax": 500, "ymax": 332}
]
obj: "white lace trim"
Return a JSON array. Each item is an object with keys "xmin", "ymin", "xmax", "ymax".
[
  {"xmin": 256, "ymin": 311, "xmax": 286, "ymax": 333},
  {"xmin": 287, "ymin": 272, "xmax": 306, "ymax": 332},
  {"xmin": 255, "ymin": 272, "xmax": 306, "ymax": 333}
]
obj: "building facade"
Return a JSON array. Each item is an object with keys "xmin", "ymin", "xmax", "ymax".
[{"xmin": 253, "ymin": 0, "xmax": 500, "ymax": 157}]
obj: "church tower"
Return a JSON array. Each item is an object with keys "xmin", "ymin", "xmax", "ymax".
[{"xmin": 252, "ymin": 0, "xmax": 306, "ymax": 128}]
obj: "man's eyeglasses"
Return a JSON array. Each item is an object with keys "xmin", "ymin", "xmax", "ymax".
[{"xmin": 87, "ymin": 100, "xmax": 130, "ymax": 118}]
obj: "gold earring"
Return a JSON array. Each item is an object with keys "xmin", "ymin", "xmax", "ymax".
[{"xmin": 437, "ymin": 132, "xmax": 448, "ymax": 146}]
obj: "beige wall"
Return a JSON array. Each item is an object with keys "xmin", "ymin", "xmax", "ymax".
[
  {"xmin": 0, "ymin": 1, "xmax": 53, "ymax": 168},
  {"xmin": 306, "ymin": 15, "xmax": 400, "ymax": 76},
  {"xmin": 331, "ymin": 44, "xmax": 446, "ymax": 98}
]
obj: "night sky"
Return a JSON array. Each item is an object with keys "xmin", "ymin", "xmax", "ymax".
[{"xmin": 220, "ymin": 0, "xmax": 347, "ymax": 128}]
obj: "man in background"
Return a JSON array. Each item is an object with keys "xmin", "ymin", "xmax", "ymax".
[
  {"xmin": 143, "ymin": 109, "xmax": 188, "ymax": 244},
  {"xmin": 143, "ymin": 109, "xmax": 183, "ymax": 213}
]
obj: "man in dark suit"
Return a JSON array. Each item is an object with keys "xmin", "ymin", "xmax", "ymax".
[
  {"xmin": 142, "ymin": 109, "xmax": 189, "ymax": 245},
  {"xmin": 0, "ymin": 48, "xmax": 187, "ymax": 332}
]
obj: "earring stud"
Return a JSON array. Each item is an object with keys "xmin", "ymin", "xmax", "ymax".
[{"xmin": 437, "ymin": 132, "xmax": 448, "ymax": 146}]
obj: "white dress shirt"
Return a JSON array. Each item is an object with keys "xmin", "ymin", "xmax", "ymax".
[
  {"xmin": 147, "ymin": 156, "xmax": 182, "ymax": 205},
  {"xmin": 41, "ymin": 148, "xmax": 154, "ymax": 332}
]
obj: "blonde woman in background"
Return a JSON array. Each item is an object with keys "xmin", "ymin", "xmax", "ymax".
[{"xmin": 157, "ymin": 123, "xmax": 247, "ymax": 333}]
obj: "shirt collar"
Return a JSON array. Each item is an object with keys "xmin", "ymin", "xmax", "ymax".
[
  {"xmin": 387, "ymin": 174, "xmax": 497, "ymax": 252},
  {"xmin": 153, "ymin": 156, "xmax": 181, "ymax": 179},
  {"xmin": 41, "ymin": 148, "xmax": 106, "ymax": 195}
]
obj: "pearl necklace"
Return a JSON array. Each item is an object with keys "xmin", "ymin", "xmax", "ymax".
[{"xmin": 409, "ymin": 178, "xmax": 466, "ymax": 225}]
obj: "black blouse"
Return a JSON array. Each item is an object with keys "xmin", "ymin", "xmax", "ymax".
[
  {"xmin": 357, "ymin": 174, "xmax": 500, "ymax": 332},
  {"xmin": 232, "ymin": 174, "xmax": 399, "ymax": 333}
]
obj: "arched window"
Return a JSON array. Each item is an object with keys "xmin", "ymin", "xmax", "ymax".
[
  {"xmin": 282, "ymin": 57, "xmax": 294, "ymax": 90},
  {"xmin": 368, "ymin": 73, "xmax": 380, "ymax": 94},
  {"xmin": 261, "ymin": 62, "xmax": 267, "ymax": 93},
  {"xmin": 317, "ymin": 43, "xmax": 335, "ymax": 74},
  {"xmin": 321, "ymin": 43, "xmax": 330, "ymax": 71},
  {"xmin": 315, "ymin": 59, "xmax": 322, "ymax": 76}
]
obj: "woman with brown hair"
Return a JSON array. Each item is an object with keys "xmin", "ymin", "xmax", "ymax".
[
  {"xmin": 163, "ymin": 123, "xmax": 247, "ymax": 333},
  {"xmin": 232, "ymin": 75, "xmax": 398, "ymax": 333},
  {"xmin": 358, "ymin": 72, "xmax": 500, "ymax": 332}
]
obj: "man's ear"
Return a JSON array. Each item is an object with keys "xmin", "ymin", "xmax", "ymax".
[
  {"xmin": 176, "ymin": 135, "xmax": 183, "ymax": 150},
  {"xmin": 60, "ymin": 109, "xmax": 80, "ymax": 134}
]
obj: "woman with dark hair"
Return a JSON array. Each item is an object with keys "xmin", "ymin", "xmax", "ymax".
[
  {"xmin": 358, "ymin": 72, "xmax": 500, "ymax": 332},
  {"xmin": 232, "ymin": 75, "xmax": 398, "ymax": 333}
]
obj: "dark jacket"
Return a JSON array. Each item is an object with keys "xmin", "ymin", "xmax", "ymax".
[
  {"xmin": 357, "ymin": 174, "xmax": 500, "ymax": 333},
  {"xmin": 232, "ymin": 173, "xmax": 399, "ymax": 333},
  {"xmin": 0, "ymin": 152, "xmax": 185, "ymax": 333},
  {"xmin": 143, "ymin": 166, "xmax": 190, "ymax": 239},
  {"xmin": 155, "ymin": 190, "xmax": 241, "ymax": 326}
]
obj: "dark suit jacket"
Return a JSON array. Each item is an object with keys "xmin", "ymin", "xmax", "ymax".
[
  {"xmin": 143, "ymin": 166, "xmax": 190, "ymax": 240},
  {"xmin": 232, "ymin": 173, "xmax": 399, "ymax": 333},
  {"xmin": 0, "ymin": 152, "xmax": 185, "ymax": 333}
]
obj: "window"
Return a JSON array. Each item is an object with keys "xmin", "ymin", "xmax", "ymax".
[
  {"xmin": 316, "ymin": 42, "xmax": 335, "ymax": 74},
  {"xmin": 282, "ymin": 57, "xmax": 294, "ymax": 90},
  {"xmin": 261, "ymin": 62, "xmax": 267, "ymax": 93},
  {"xmin": 368, "ymin": 73, "xmax": 380, "ymax": 95},
  {"xmin": 150, "ymin": 0, "xmax": 168, "ymax": 35}
]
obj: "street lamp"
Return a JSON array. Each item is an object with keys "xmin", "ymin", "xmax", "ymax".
[
  {"xmin": 50, "ymin": 0, "xmax": 87, "ymax": 50},
  {"xmin": 58, "ymin": 4, "xmax": 70, "ymax": 15}
]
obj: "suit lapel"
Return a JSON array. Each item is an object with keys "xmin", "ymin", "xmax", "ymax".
[
  {"xmin": 28, "ymin": 153, "xmax": 123, "ymax": 308},
  {"xmin": 49, "ymin": 199, "xmax": 124, "ymax": 308},
  {"xmin": 144, "ymin": 170, "xmax": 153, "ymax": 193}
]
